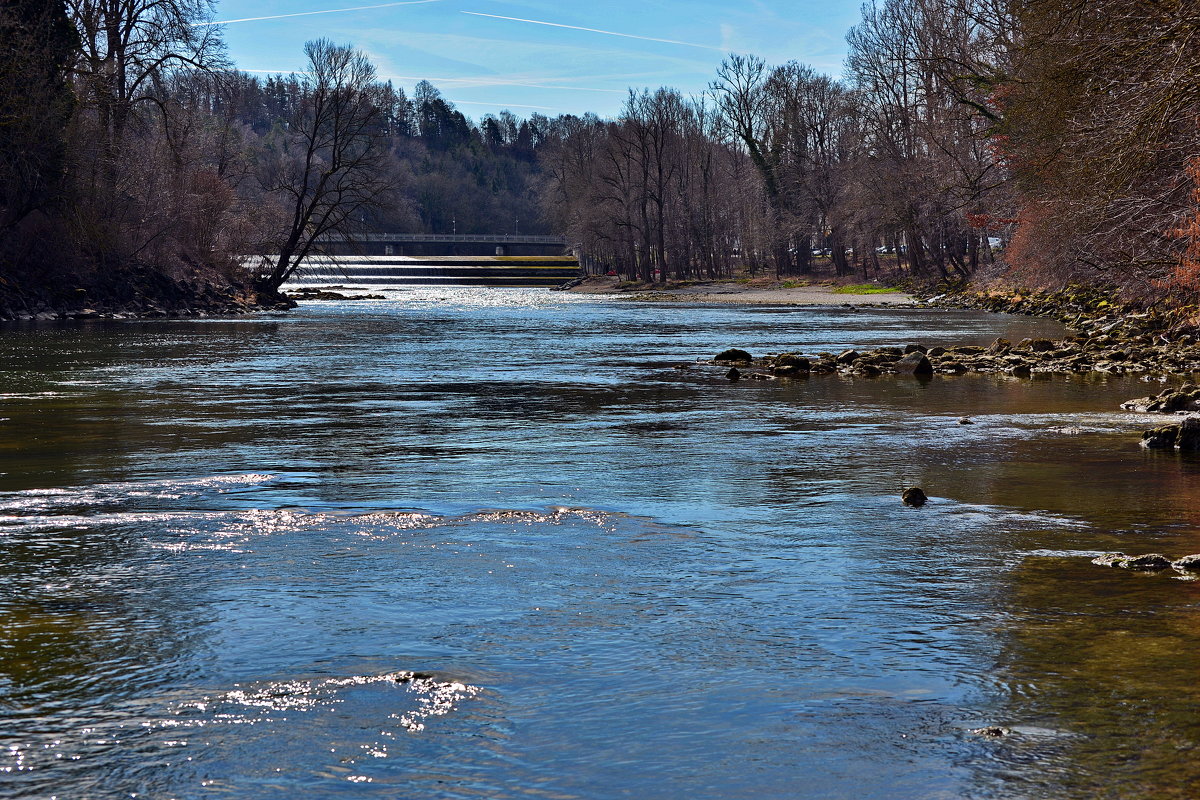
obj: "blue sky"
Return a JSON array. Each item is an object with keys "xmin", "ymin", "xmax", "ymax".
[{"xmin": 209, "ymin": 0, "xmax": 865, "ymax": 120}]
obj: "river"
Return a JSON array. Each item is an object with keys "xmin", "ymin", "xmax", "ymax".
[{"xmin": 1, "ymin": 290, "xmax": 1198, "ymax": 799}]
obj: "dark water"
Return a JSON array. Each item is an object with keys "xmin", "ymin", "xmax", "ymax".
[{"xmin": 2, "ymin": 290, "xmax": 1199, "ymax": 799}]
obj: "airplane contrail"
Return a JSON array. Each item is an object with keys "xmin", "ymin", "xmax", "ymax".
[
  {"xmin": 460, "ymin": 11, "xmax": 722, "ymax": 51},
  {"xmin": 194, "ymin": 0, "xmax": 441, "ymax": 27}
]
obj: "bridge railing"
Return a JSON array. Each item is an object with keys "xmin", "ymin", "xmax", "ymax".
[{"xmin": 317, "ymin": 233, "xmax": 566, "ymax": 245}]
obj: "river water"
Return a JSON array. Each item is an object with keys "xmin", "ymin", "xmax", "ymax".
[{"xmin": 1, "ymin": 290, "xmax": 1198, "ymax": 799}]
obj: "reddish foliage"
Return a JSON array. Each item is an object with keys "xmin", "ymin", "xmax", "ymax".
[{"xmin": 1170, "ymin": 157, "xmax": 1200, "ymax": 292}]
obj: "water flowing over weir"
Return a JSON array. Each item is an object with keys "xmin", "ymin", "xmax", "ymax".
[{"xmin": 2, "ymin": 289, "xmax": 1200, "ymax": 799}]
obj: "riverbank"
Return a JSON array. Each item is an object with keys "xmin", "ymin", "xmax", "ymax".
[
  {"xmin": 565, "ymin": 275, "xmax": 917, "ymax": 305},
  {"xmin": 0, "ymin": 267, "xmax": 294, "ymax": 322}
]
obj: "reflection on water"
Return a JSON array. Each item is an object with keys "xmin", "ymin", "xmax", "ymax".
[{"xmin": 1, "ymin": 290, "xmax": 1199, "ymax": 798}]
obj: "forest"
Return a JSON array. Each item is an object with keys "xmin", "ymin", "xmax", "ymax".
[{"xmin": 1, "ymin": 0, "xmax": 1198, "ymax": 310}]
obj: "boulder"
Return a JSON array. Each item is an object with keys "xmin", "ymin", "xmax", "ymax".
[
  {"xmin": 927, "ymin": 346, "xmax": 947, "ymax": 358},
  {"xmin": 987, "ymin": 337, "xmax": 1012, "ymax": 355},
  {"xmin": 836, "ymin": 349, "xmax": 861, "ymax": 365},
  {"xmin": 893, "ymin": 351, "xmax": 933, "ymax": 376},
  {"xmin": 714, "ymin": 348, "xmax": 752, "ymax": 363},
  {"xmin": 726, "ymin": 367, "xmax": 741, "ymax": 381},
  {"xmin": 1141, "ymin": 424, "xmax": 1179, "ymax": 449},
  {"xmin": 1178, "ymin": 416, "xmax": 1200, "ymax": 450},
  {"xmin": 904, "ymin": 344, "xmax": 927, "ymax": 354},
  {"xmin": 771, "ymin": 353, "xmax": 810, "ymax": 375},
  {"xmin": 901, "ymin": 487, "xmax": 928, "ymax": 507}
]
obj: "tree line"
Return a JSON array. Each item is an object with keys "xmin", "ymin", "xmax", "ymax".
[{"xmin": 2, "ymin": 0, "xmax": 1197, "ymax": 300}]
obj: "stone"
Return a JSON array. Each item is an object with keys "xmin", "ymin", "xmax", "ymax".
[
  {"xmin": 937, "ymin": 361, "xmax": 967, "ymax": 375},
  {"xmin": 771, "ymin": 353, "xmax": 810, "ymax": 375},
  {"xmin": 971, "ymin": 726, "xmax": 1012, "ymax": 738},
  {"xmin": 958, "ymin": 417, "xmax": 973, "ymax": 424},
  {"xmin": 893, "ymin": 351, "xmax": 933, "ymax": 376},
  {"xmin": 927, "ymin": 346, "xmax": 947, "ymax": 358},
  {"xmin": 726, "ymin": 367, "xmax": 741, "ymax": 381},
  {"xmin": 902, "ymin": 487, "xmax": 928, "ymax": 507},
  {"xmin": 1093, "ymin": 552, "xmax": 1172, "ymax": 570},
  {"xmin": 837, "ymin": 349, "xmax": 861, "ymax": 364},
  {"xmin": 1010, "ymin": 364, "xmax": 1032, "ymax": 378},
  {"xmin": 904, "ymin": 344, "xmax": 927, "ymax": 354},
  {"xmin": 987, "ymin": 337, "xmax": 1012, "ymax": 354},
  {"xmin": 715, "ymin": 348, "xmax": 752, "ymax": 363},
  {"xmin": 1092, "ymin": 553, "xmax": 1130, "ymax": 568},
  {"xmin": 1172, "ymin": 554, "xmax": 1200, "ymax": 572},
  {"xmin": 1141, "ymin": 424, "xmax": 1179, "ymax": 449},
  {"xmin": 1123, "ymin": 553, "xmax": 1174, "ymax": 570},
  {"xmin": 1178, "ymin": 416, "xmax": 1200, "ymax": 450}
]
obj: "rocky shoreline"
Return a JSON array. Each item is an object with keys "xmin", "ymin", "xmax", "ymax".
[{"xmin": 0, "ymin": 269, "xmax": 293, "ymax": 322}]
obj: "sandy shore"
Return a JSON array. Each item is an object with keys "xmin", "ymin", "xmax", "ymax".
[{"xmin": 564, "ymin": 276, "xmax": 917, "ymax": 306}]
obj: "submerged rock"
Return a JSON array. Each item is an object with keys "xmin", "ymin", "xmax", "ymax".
[
  {"xmin": 901, "ymin": 487, "xmax": 928, "ymax": 507},
  {"xmin": 970, "ymin": 726, "xmax": 1012, "ymax": 738},
  {"xmin": 726, "ymin": 367, "xmax": 741, "ymax": 381}
]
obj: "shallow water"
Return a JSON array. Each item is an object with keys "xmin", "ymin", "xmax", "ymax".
[{"xmin": 1, "ymin": 290, "xmax": 1199, "ymax": 799}]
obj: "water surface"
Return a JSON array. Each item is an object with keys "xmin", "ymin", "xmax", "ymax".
[{"xmin": 2, "ymin": 290, "xmax": 1198, "ymax": 799}]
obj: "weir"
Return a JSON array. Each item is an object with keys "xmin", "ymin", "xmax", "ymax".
[{"xmin": 290, "ymin": 233, "xmax": 581, "ymax": 287}]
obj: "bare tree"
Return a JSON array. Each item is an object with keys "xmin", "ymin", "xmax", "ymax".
[{"xmin": 252, "ymin": 39, "xmax": 390, "ymax": 293}]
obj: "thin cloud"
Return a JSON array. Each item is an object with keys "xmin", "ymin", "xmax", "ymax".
[
  {"xmin": 382, "ymin": 74, "xmax": 625, "ymax": 93},
  {"xmin": 460, "ymin": 11, "xmax": 723, "ymax": 51},
  {"xmin": 241, "ymin": 68, "xmax": 626, "ymax": 94},
  {"xmin": 194, "ymin": 0, "xmax": 441, "ymax": 27},
  {"xmin": 451, "ymin": 99, "xmax": 558, "ymax": 111}
]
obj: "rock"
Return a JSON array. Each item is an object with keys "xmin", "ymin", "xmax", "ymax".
[
  {"xmin": 971, "ymin": 726, "xmax": 1012, "ymax": 738},
  {"xmin": 937, "ymin": 361, "xmax": 967, "ymax": 375},
  {"xmin": 904, "ymin": 344, "xmax": 927, "ymax": 354},
  {"xmin": 1092, "ymin": 553, "xmax": 1131, "ymax": 568},
  {"xmin": 1010, "ymin": 364, "xmax": 1032, "ymax": 378},
  {"xmin": 749, "ymin": 372, "xmax": 774, "ymax": 380},
  {"xmin": 1124, "ymin": 553, "xmax": 1174, "ymax": 570},
  {"xmin": 1024, "ymin": 338, "xmax": 1056, "ymax": 353},
  {"xmin": 771, "ymin": 353, "xmax": 810, "ymax": 376},
  {"xmin": 958, "ymin": 416, "xmax": 973, "ymax": 424},
  {"xmin": 1093, "ymin": 552, "xmax": 1172, "ymax": 570},
  {"xmin": 714, "ymin": 348, "xmax": 752, "ymax": 363},
  {"xmin": 726, "ymin": 367, "xmax": 741, "ymax": 381},
  {"xmin": 902, "ymin": 487, "xmax": 928, "ymax": 507},
  {"xmin": 987, "ymin": 337, "xmax": 1012, "ymax": 354},
  {"xmin": 1172, "ymin": 554, "xmax": 1200, "ymax": 572},
  {"xmin": 893, "ymin": 351, "xmax": 933, "ymax": 376},
  {"xmin": 1141, "ymin": 424, "xmax": 1179, "ymax": 449},
  {"xmin": 1177, "ymin": 416, "xmax": 1200, "ymax": 450},
  {"xmin": 852, "ymin": 363, "xmax": 882, "ymax": 377},
  {"xmin": 927, "ymin": 346, "xmax": 947, "ymax": 358},
  {"xmin": 836, "ymin": 349, "xmax": 860, "ymax": 365}
]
